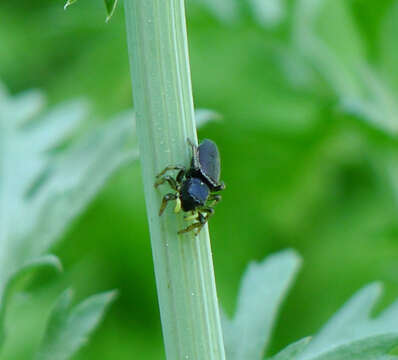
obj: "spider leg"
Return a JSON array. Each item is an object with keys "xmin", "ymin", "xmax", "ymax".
[
  {"xmin": 176, "ymin": 169, "xmax": 185, "ymax": 184},
  {"xmin": 194, "ymin": 211, "xmax": 209, "ymax": 235},
  {"xmin": 207, "ymin": 194, "xmax": 222, "ymax": 206},
  {"xmin": 194, "ymin": 208, "xmax": 215, "ymax": 235},
  {"xmin": 178, "ymin": 221, "xmax": 203, "ymax": 235},
  {"xmin": 154, "ymin": 176, "xmax": 179, "ymax": 190},
  {"xmin": 159, "ymin": 193, "xmax": 178, "ymax": 216},
  {"xmin": 200, "ymin": 207, "xmax": 215, "ymax": 217},
  {"xmin": 184, "ymin": 211, "xmax": 198, "ymax": 221},
  {"xmin": 213, "ymin": 181, "xmax": 226, "ymax": 192},
  {"xmin": 178, "ymin": 208, "xmax": 215, "ymax": 235},
  {"xmin": 156, "ymin": 165, "xmax": 186, "ymax": 178},
  {"xmin": 178, "ymin": 211, "xmax": 203, "ymax": 235}
]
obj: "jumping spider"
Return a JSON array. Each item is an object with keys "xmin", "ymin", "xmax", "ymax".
[{"xmin": 154, "ymin": 138, "xmax": 225, "ymax": 235}]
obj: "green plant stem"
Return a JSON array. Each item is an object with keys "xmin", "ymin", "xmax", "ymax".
[{"xmin": 124, "ymin": 1, "xmax": 225, "ymax": 359}]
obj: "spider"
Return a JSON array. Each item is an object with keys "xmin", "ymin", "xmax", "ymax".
[{"xmin": 154, "ymin": 138, "xmax": 225, "ymax": 235}]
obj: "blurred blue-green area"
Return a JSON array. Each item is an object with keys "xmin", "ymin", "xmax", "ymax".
[{"xmin": 2, "ymin": 0, "xmax": 398, "ymax": 359}]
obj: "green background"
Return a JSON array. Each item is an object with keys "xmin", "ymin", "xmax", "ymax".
[{"xmin": 2, "ymin": 0, "xmax": 398, "ymax": 358}]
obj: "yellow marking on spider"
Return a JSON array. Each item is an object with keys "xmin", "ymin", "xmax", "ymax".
[
  {"xmin": 184, "ymin": 212, "xmax": 198, "ymax": 221},
  {"xmin": 174, "ymin": 197, "xmax": 182, "ymax": 213}
]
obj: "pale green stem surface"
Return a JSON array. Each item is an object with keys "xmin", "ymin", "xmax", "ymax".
[{"xmin": 124, "ymin": 1, "xmax": 226, "ymax": 359}]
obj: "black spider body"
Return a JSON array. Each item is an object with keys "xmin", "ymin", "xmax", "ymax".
[
  {"xmin": 180, "ymin": 178, "xmax": 210, "ymax": 211},
  {"xmin": 154, "ymin": 138, "xmax": 225, "ymax": 235}
]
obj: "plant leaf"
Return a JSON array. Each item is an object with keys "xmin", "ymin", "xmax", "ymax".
[
  {"xmin": 24, "ymin": 111, "xmax": 137, "ymax": 260},
  {"xmin": 272, "ymin": 284, "xmax": 398, "ymax": 360},
  {"xmin": 295, "ymin": 283, "xmax": 398, "ymax": 360},
  {"xmin": 63, "ymin": 0, "xmax": 118, "ymax": 21},
  {"xmin": 293, "ymin": 0, "xmax": 398, "ymax": 135},
  {"xmin": 295, "ymin": 334, "xmax": 398, "ymax": 360},
  {"xmin": 0, "ymin": 86, "xmax": 136, "ymax": 348},
  {"xmin": 193, "ymin": 0, "xmax": 286, "ymax": 26},
  {"xmin": 223, "ymin": 249, "xmax": 301, "ymax": 360},
  {"xmin": 35, "ymin": 290, "xmax": 117, "ymax": 360},
  {"xmin": 104, "ymin": 0, "xmax": 118, "ymax": 22},
  {"xmin": 64, "ymin": 0, "xmax": 78, "ymax": 10},
  {"xmin": 194, "ymin": 108, "xmax": 221, "ymax": 127},
  {"xmin": 0, "ymin": 89, "xmax": 136, "ymax": 276},
  {"xmin": 380, "ymin": 1, "xmax": 398, "ymax": 95},
  {"xmin": 293, "ymin": 0, "xmax": 365, "ymax": 97},
  {"xmin": 192, "ymin": 0, "xmax": 240, "ymax": 23},
  {"xmin": 0, "ymin": 255, "xmax": 62, "ymax": 346},
  {"xmin": 270, "ymin": 337, "xmax": 311, "ymax": 360},
  {"xmin": 326, "ymin": 334, "xmax": 398, "ymax": 360},
  {"xmin": 226, "ymin": 251, "xmax": 398, "ymax": 360},
  {"xmin": 247, "ymin": 0, "xmax": 286, "ymax": 27}
]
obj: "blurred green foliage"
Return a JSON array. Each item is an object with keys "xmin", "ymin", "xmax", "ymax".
[{"xmin": 2, "ymin": 0, "xmax": 398, "ymax": 359}]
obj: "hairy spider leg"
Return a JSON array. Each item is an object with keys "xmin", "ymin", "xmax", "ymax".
[
  {"xmin": 159, "ymin": 193, "xmax": 178, "ymax": 216},
  {"xmin": 184, "ymin": 211, "xmax": 198, "ymax": 221},
  {"xmin": 154, "ymin": 175, "xmax": 179, "ymax": 190},
  {"xmin": 199, "ymin": 206, "xmax": 215, "ymax": 222},
  {"xmin": 178, "ymin": 207, "xmax": 215, "ymax": 235},
  {"xmin": 212, "ymin": 181, "xmax": 226, "ymax": 192},
  {"xmin": 154, "ymin": 166, "xmax": 186, "ymax": 190},
  {"xmin": 178, "ymin": 218, "xmax": 203, "ymax": 235},
  {"xmin": 176, "ymin": 169, "xmax": 185, "ymax": 184},
  {"xmin": 207, "ymin": 194, "xmax": 222, "ymax": 206},
  {"xmin": 194, "ymin": 207, "xmax": 215, "ymax": 235},
  {"xmin": 156, "ymin": 165, "xmax": 186, "ymax": 179},
  {"xmin": 155, "ymin": 165, "xmax": 188, "ymax": 215}
]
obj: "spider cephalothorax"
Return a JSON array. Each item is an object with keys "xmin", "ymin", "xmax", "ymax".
[{"xmin": 154, "ymin": 138, "xmax": 225, "ymax": 235}]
